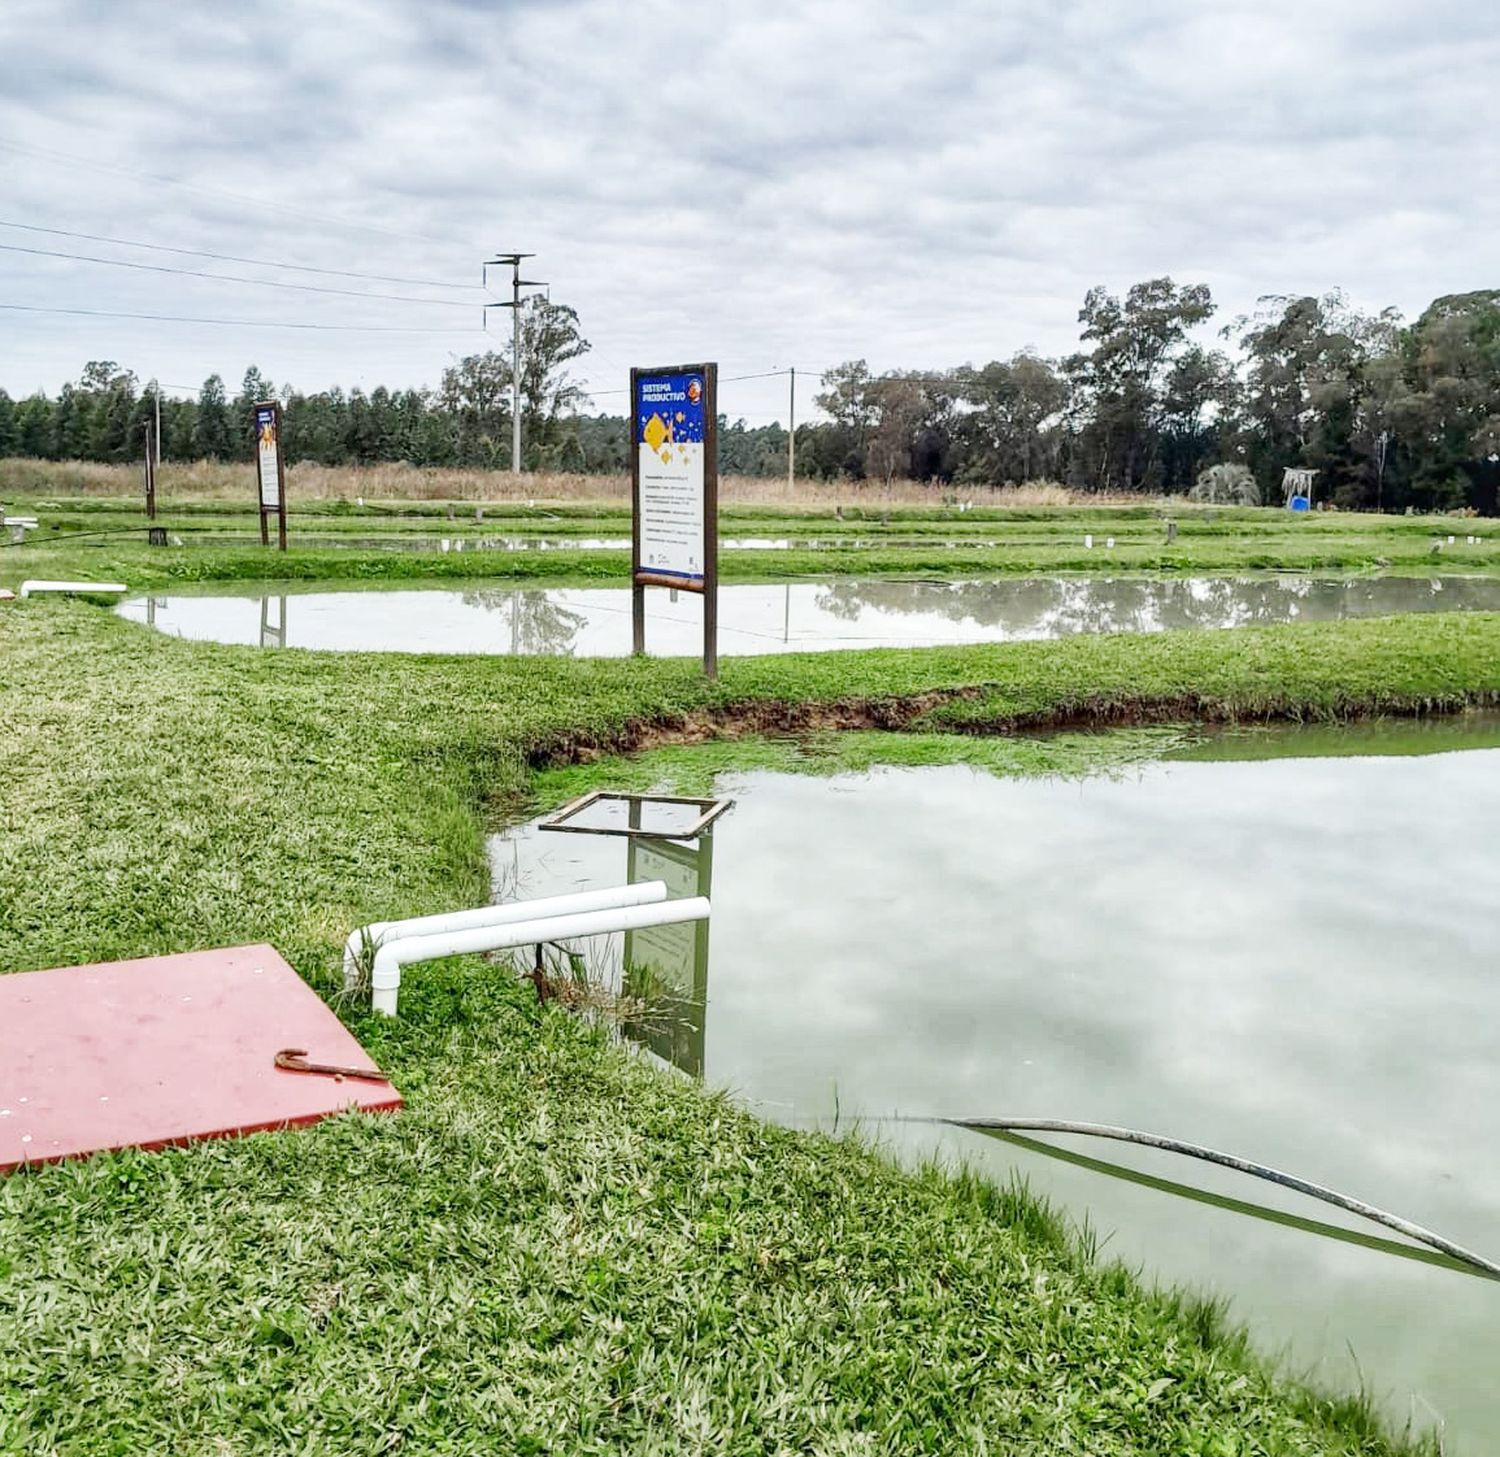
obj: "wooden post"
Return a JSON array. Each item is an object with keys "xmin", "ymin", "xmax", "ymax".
[
  {"xmin": 702, "ymin": 363, "xmax": 718, "ymax": 680},
  {"xmin": 143, "ymin": 420, "xmax": 157, "ymax": 520},
  {"xmin": 631, "ymin": 367, "xmax": 646, "ymax": 655}
]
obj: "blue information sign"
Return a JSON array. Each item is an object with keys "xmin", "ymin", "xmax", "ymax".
[
  {"xmin": 255, "ymin": 404, "xmax": 281, "ymax": 509},
  {"xmin": 634, "ymin": 370, "xmax": 708, "ymax": 584},
  {"xmin": 253, "ymin": 399, "xmax": 287, "ymax": 548}
]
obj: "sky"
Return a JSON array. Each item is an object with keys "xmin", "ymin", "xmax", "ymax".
[{"xmin": 1, "ymin": 0, "xmax": 1498, "ymax": 427}]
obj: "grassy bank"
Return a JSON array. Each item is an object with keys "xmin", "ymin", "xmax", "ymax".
[
  {"xmin": 4, "ymin": 527, "xmax": 1497, "ymax": 593},
  {"xmin": 3, "ymin": 486, "xmax": 1493, "ymax": 593},
  {"xmin": 3, "ymin": 606, "xmax": 1497, "ymax": 1452}
]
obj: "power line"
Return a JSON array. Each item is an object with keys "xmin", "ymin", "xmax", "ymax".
[
  {"xmin": 0, "ymin": 219, "xmax": 483, "ymax": 292},
  {"xmin": 0, "ymin": 302, "xmax": 480, "ymax": 333},
  {"xmin": 0, "ymin": 241, "xmax": 481, "ymax": 308},
  {"xmin": 795, "ymin": 365, "xmax": 977, "ymax": 386},
  {"xmin": 0, "ymin": 136, "xmax": 455, "ymax": 247}
]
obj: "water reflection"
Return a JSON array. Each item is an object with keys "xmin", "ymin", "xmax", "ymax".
[
  {"xmin": 620, "ymin": 833, "xmax": 712, "ymax": 1079},
  {"xmin": 492, "ymin": 816, "xmax": 714, "ymax": 1081},
  {"xmin": 259, "ymin": 594, "xmax": 286, "ymax": 649},
  {"xmin": 121, "ymin": 573, "xmax": 1500, "ymax": 656},
  {"xmin": 817, "ymin": 572, "xmax": 1500, "ymax": 635},
  {"xmin": 453, "ymin": 587, "xmax": 589, "ymax": 656},
  {"xmin": 489, "ymin": 717, "xmax": 1500, "ymax": 1448}
]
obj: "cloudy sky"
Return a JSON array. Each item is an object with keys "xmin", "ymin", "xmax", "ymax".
[{"xmin": 2, "ymin": 0, "xmax": 1498, "ymax": 425}]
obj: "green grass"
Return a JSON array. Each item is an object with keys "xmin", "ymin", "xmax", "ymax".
[
  {"xmin": 3, "ymin": 605, "xmax": 1496, "ymax": 1453},
  {"xmin": 4, "ymin": 495, "xmax": 1497, "ymax": 592},
  {"xmin": 528, "ymin": 726, "xmax": 1200, "ymax": 805},
  {"xmin": 6, "ymin": 537, "xmax": 1499, "ymax": 592}
]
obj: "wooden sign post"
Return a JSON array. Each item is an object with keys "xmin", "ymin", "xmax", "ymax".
[
  {"xmin": 630, "ymin": 363, "xmax": 718, "ymax": 677},
  {"xmin": 254, "ymin": 400, "xmax": 287, "ymax": 550},
  {"xmin": 142, "ymin": 419, "xmax": 157, "ymax": 520}
]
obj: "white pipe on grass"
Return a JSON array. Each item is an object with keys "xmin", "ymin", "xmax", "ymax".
[
  {"xmin": 342, "ymin": 881, "xmax": 669, "ymax": 991},
  {"xmin": 369, "ymin": 896, "xmax": 711, "ymax": 1016},
  {"xmin": 19, "ymin": 580, "xmax": 129, "ymax": 598}
]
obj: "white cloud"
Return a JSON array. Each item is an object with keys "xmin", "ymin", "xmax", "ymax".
[{"xmin": 1, "ymin": 0, "xmax": 1497, "ymax": 424}]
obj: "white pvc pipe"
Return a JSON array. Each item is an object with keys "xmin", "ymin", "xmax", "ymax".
[
  {"xmin": 370, "ymin": 896, "xmax": 711, "ymax": 1016},
  {"xmin": 342, "ymin": 881, "xmax": 668, "ymax": 991},
  {"xmin": 19, "ymin": 580, "xmax": 129, "ymax": 598}
]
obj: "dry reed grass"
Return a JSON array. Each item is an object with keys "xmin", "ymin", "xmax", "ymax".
[{"xmin": 0, "ymin": 457, "xmax": 1155, "ymax": 509}]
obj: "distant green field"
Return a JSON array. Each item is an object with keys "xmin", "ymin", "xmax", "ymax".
[{"xmin": 2, "ymin": 492, "xmax": 1493, "ymax": 592}]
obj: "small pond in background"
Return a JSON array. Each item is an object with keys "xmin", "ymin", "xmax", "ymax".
[
  {"xmin": 120, "ymin": 573, "xmax": 1500, "ymax": 655},
  {"xmin": 490, "ymin": 714, "xmax": 1500, "ymax": 1449}
]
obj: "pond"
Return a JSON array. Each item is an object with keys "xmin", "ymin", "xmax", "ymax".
[
  {"xmin": 490, "ymin": 714, "xmax": 1500, "ymax": 1449},
  {"xmin": 119, "ymin": 573, "xmax": 1500, "ymax": 655}
]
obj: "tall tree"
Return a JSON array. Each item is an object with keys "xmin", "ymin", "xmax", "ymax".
[
  {"xmin": 69, "ymin": 360, "xmax": 138, "ymax": 462},
  {"xmin": 866, "ymin": 378, "xmax": 928, "ymax": 488},
  {"xmin": 14, "ymin": 394, "xmax": 55, "ymax": 457},
  {"xmin": 1158, "ymin": 345, "xmax": 1239, "ymax": 493},
  {"xmin": 1389, "ymin": 291, "xmax": 1500, "ymax": 513},
  {"xmin": 439, "ymin": 351, "xmax": 511, "ymax": 468},
  {"xmin": 515, "ymin": 296, "xmax": 591, "ymax": 466},
  {"xmin": 956, "ymin": 353, "xmax": 1067, "ymax": 485},
  {"xmin": 1231, "ymin": 291, "xmax": 1397, "ymax": 508},
  {"xmin": 1067, "ymin": 277, "xmax": 1215, "ymax": 491},
  {"xmin": 812, "ymin": 360, "xmax": 879, "ymax": 478},
  {"xmin": 194, "ymin": 374, "xmax": 232, "ymax": 459}
]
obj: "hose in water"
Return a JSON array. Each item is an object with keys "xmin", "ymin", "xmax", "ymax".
[{"xmin": 909, "ymin": 1116, "xmax": 1500, "ymax": 1280}]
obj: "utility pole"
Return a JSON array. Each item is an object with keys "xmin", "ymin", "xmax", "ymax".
[
  {"xmin": 152, "ymin": 380, "xmax": 161, "ymax": 466},
  {"xmin": 483, "ymin": 252, "xmax": 547, "ymax": 477},
  {"xmin": 787, "ymin": 367, "xmax": 796, "ymax": 495}
]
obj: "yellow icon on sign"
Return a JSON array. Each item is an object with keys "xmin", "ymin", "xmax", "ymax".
[{"xmin": 642, "ymin": 412, "xmax": 669, "ymax": 452}]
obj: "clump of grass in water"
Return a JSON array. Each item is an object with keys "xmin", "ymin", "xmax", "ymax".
[{"xmin": 523, "ymin": 939, "xmax": 692, "ymax": 1054}]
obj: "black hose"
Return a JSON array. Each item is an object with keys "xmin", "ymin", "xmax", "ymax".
[{"xmin": 929, "ymin": 1117, "xmax": 1500, "ymax": 1279}]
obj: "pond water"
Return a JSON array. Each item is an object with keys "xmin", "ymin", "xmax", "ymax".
[
  {"xmin": 119, "ymin": 573, "xmax": 1500, "ymax": 655},
  {"xmin": 490, "ymin": 715, "xmax": 1500, "ymax": 1448}
]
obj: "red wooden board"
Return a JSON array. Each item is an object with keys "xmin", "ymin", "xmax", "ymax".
[{"xmin": 0, "ymin": 944, "xmax": 400, "ymax": 1172}]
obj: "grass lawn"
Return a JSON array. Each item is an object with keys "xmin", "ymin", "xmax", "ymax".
[
  {"xmin": 3, "ymin": 602, "xmax": 1497, "ymax": 1453},
  {"xmin": 3, "ymin": 495, "xmax": 1498, "ymax": 591}
]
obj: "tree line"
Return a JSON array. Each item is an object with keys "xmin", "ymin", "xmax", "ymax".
[{"xmin": 4, "ymin": 282, "xmax": 1499, "ymax": 512}]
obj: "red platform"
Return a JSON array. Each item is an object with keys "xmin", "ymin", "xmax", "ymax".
[{"xmin": 1, "ymin": 943, "xmax": 400, "ymax": 1172}]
